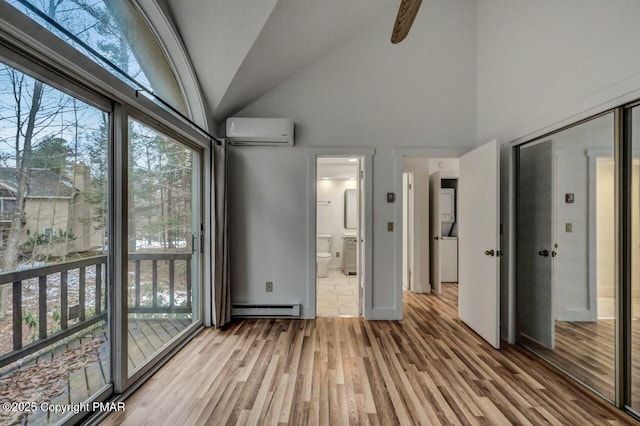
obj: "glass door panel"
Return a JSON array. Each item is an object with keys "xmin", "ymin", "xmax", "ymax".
[
  {"xmin": 0, "ymin": 61, "xmax": 110, "ymax": 424},
  {"xmin": 518, "ymin": 112, "xmax": 616, "ymax": 401},
  {"xmin": 127, "ymin": 119, "xmax": 200, "ymax": 376}
]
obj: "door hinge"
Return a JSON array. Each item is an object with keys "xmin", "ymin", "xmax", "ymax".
[
  {"xmin": 408, "ymin": 183, "xmax": 412, "ymax": 190},
  {"xmin": 360, "ymin": 170, "xmax": 364, "ymax": 179}
]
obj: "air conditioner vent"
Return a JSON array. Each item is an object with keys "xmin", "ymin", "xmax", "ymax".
[{"xmin": 226, "ymin": 117, "xmax": 294, "ymax": 146}]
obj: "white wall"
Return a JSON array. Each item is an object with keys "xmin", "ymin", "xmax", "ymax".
[
  {"xmin": 228, "ymin": 0, "xmax": 477, "ymax": 319},
  {"xmin": 553, "ymin": 113, "xmax": 613, "ymax": 321},
  {"xmin": 477, "ymin": 0, "xmax": 640, "ymax": 145},
  {"xmin": 597, "ymin": 160, "xmax": 615, "ymax": 302},
  {"xmin": 316, "ymin": 178, "xmax": 357, "ymax": 270}
]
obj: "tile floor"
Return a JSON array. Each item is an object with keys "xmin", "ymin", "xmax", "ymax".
[{"xmin": 316, "ymin": 270, "xmax": 359, "ymax": 317}]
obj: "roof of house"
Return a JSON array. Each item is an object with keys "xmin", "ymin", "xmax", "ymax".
[{"xmin": 0, "ymin": 168, "xmax": 77, "ymax": 198}]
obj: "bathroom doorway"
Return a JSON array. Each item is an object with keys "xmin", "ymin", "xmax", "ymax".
[{"xmin": 315, "ymin": 156, "xmax": 363, "ymax": 317}]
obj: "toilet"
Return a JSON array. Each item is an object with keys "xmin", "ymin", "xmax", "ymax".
[{"xmin": 316, "ymin": 234, "xmax": 333, "ymax": 278}]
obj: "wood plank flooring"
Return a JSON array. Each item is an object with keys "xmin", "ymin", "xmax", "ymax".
[
  {"xmin": 526, "ymin": 317, "xmax": 640, "ymax": 408},
  {"xmin": 524, "ymin": 319, "xmax": 617, "ymax": 404},
  {"xmin": 103, "ymin": 285, "xmax": 639, "ymax": 425}
]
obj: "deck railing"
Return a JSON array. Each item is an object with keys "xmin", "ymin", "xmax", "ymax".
[
  {"xmin": 129, "ymin": 252, "xmax": 192, "ymax": 314},
  {"xmin": 0, "ymin": 211, "xmax": 25, "ymax": 222},
  {"xmin": 0, "ymin": 252, "xmax": 192, "ymax": 368}
]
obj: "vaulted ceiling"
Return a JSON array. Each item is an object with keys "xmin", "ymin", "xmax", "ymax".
[{"xmin": 159, "ymin": 0, "xmax": 397, "ymax": 123}]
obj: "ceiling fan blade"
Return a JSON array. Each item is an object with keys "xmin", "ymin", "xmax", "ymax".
[{"xmin": 391, "ymin": 0, "xmax": 423, "ymax": 44}]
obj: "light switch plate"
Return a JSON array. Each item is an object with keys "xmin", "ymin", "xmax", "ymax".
[
  {"xmin": 266, "ymin": 281, "xmax": 273, "ymax": 292},
  {"xmin": 387, "ymin": 222, "xmax": 394, "ymax": 232},
  {"xmin": 565, "ymin": 223, "xmax": 572, "ymax": 233}
]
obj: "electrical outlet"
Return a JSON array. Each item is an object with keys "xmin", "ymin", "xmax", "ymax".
[
  {"xmin": 266, "ymin": 281, "xmax": 273, "ymax": 292},
  {"xmin": 565, "ymin": 223, "xmax": 573, "ymax": 233}
]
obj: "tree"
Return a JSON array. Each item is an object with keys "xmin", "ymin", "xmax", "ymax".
[
  {"xmin": 31, "ymin": 136, "xmax": 69, "ymax": 173},
  {"xmin": 0, "ymin": 0, "xmax": 66, "ymax": 318}
]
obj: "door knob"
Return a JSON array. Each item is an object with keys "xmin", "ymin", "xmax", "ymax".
[
  {"xmin": 485, "ymin": 249, "xmax": 494, "ymax": 256},
  {"xmin": 551, "ymin": 251, "xmax": 557, "ymax": 257},
  {"xmin": 538, "ymin": 249, "xmax": 550, "ymax": 257},
  {"xmin": 434, "ymin": 236, "xmax": 439, "ymax": 240}
]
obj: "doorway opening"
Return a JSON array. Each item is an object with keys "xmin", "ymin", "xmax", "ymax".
[
  {"xmin": 397, "ymin": 142, "xmax": 501, "ymax": 349},
  {"xmin": 315, "ymin": 156, "xmax": 363, "ymax": 317},
  {"xmin": 401, "ymin": 157, "xmax": 459, "ymax": 297}
]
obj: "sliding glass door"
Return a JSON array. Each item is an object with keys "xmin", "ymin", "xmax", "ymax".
[{"xmin": 126, "ymin": 118, "xmax": 201, "ymax": 378}]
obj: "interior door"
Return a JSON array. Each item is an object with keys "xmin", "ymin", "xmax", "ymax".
[
  {"xmin": 459, "ymin": 140, "xmax": 500, "ymax": 349},
  {"xmin": 429, "ymin": 172, "xmax": 442, "ymax": 293},
  {"xmin": 517, "ymin": 140, "xmax": 555, "ymax": 349}
]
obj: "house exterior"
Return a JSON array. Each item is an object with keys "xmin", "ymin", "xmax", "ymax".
[{"xmin": 0, "ymin": 164, "xmax": 98, "ymax": 256}]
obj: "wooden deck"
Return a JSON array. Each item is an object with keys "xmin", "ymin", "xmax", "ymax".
[
  {"xmin": 103, "ymin": 284, "xmax": 638, "ymax": 425},
  {"xmin": 0, "ymin": 317, "xmax": 190, "ymax": 425},
  {"xmin": 127, "ymin": 317, "xmax": 192, "ymax": 372}
]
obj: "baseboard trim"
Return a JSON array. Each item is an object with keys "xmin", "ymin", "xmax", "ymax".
[
  {"xmin": 368, "ymin": 307, "xmax": 400, "ymax": 320},
  {"xmin": 557, "ymin": 309, "xmax": 593, "ymax": 322}
]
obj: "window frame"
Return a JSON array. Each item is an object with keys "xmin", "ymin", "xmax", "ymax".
[{"xmin": 0, "ymin": 1, "xmax": 212, "ymax": 422}]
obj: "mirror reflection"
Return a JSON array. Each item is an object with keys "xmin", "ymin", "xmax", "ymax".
[{"xmin": 517, "ymin": 112, "xmax": 616, "ymax": 401}]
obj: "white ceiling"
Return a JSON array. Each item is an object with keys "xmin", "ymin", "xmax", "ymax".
[{"xmin": 161, "ymin": 0, "xmax": 397, "ymax": 123}]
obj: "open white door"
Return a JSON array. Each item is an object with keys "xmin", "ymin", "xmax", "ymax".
[
  {"xmin": 429, "ymin": 172, "xmax": 442, "ymax": 293},
  {"xmin": 459, "ymin": 140, "xmax": 500, "ymax": 349}
]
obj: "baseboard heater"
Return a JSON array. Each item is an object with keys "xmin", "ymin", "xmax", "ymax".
[{"xmin": 231, "ymin": 303, "xmax": 301, "ymax": 318}]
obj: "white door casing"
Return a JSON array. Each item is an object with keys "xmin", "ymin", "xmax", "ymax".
[{"xmin": 430, "ymin": 172, "xmax": 442, "ymax": 294}]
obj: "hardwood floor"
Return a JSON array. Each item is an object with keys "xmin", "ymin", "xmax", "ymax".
[
  {"xmin": 103, "ymin": 285, "xmax": 638, "ymax": 425},
  {"xmin": 523, "ymin": 319, "xmax": 617, "ymax": 404}
]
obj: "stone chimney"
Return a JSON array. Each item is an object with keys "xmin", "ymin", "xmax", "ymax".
[{"xmin": 72, "ymin": 163, "xmax": 90, "ymax": 192}]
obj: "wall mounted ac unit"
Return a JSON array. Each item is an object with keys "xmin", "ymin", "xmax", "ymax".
[{"xmin": 226, "ymin": 117, "xmax": 294, "ymax": 146}]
